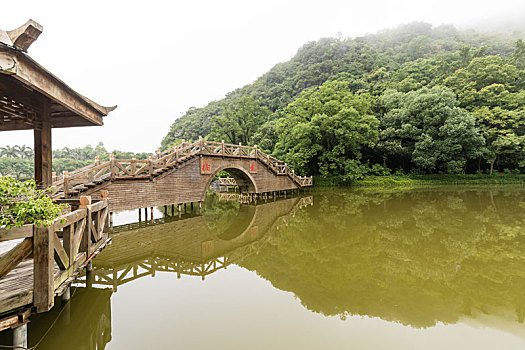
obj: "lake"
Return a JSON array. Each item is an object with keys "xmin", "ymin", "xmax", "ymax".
[{"xmin": 7, "ymin": 186, "xmax": 525, "ymax": 349}]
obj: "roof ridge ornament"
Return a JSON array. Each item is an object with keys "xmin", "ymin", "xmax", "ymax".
[{"xmin": 5, "ymin": 19, "xmax": 43, "ymax": 52}]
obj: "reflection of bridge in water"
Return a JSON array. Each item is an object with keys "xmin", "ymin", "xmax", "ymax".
[{"xmin": 80, "ymin": 195, "xmax": 313, "ymax": 290}]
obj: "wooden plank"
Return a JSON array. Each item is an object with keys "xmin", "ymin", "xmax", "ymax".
[
  {"xmin": 33, "ymin": 225, "xmax": 54, "ymax": 312},
  {"xmin": 0, "ymin": 315, "xmax": 19, "ymax": 332},
  {"xmin": 0, "ymin": 238, "xmax": 33, "ymax": 278},
  {"xmin": 0, "ymin": 225, "xmax": 33, "ymax": 242},
  {"xmin": 53, "ymin": 232, "xmax": 69, "ymax": 270},
  {"xmin": 52, "ymin": 208, "xmax": 87, "ymax": 230},
  {"xmin": 73, "ymin": 217, "xmax": 86, "ymax": 260}
]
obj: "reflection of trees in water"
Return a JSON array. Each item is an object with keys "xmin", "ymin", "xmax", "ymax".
[
  {"xmin": 241, "ymin": 187, "xmax": 525, "ymax": 328},
  {"xmin": 203, "ymin": 193, "xmax": 255, "ymax": 240}
]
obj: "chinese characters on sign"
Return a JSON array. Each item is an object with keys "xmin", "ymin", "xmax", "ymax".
[
  {"xmin": 249, "ymin": 161, "xmax": 257, "ymax": 173},
  {"xmin": 200, "ymin": 158, "xmax": 212, "ymax": 174}
]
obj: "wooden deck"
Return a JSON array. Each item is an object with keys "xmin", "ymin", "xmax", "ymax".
[{"xmin": 0, "ymin": 197, "xmax": 110, "ymax": 331}]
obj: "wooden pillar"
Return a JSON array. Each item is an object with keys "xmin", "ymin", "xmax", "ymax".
[
  {"xmin": 86, "ymin": 263, "xmax": 93, "ymax": 289},
  {"xmin": 34, "ymin": 101, "xmax": 52, "ymax": 188},
  {"xmin": 13, "ymin": 323, "xmax": 27, "ymax": 350},
  {"xmin": 33, "ymin": 225, "xmax": 54, "ymax": 312}
]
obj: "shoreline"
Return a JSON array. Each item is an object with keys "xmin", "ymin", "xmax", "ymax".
[{"xmin": 313, "ymin": 174, "xmax": 525, "ymax": 187}]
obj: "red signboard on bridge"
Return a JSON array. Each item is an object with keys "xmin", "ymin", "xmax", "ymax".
[{"xmin": 200, "ymin": 158, "xmax": 212, "ymax": 174}]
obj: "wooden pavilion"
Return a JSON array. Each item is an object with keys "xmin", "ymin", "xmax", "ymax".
[{"xmin": 0, "ymin": 20, "xmax": 116, "ymax": 187}]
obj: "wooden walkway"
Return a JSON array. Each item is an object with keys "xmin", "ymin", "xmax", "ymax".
[
  {"xmin": 50, "ymin": 139, "xmax": 313, "ymax": 211},
  {"xmin": 0, "ymin": 196, "xmax": 110, "ymax": 332}
]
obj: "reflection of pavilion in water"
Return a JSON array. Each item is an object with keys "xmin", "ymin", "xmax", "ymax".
[{"xmin": 80, "ymin": 195, "xmax": 313, "ymax": 291}]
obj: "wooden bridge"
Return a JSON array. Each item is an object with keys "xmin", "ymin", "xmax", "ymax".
[{"xmin": 50, "ymin": 138, "xmax": 313, "ymax": 211}]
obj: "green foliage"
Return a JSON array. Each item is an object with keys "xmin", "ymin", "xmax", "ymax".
[
  {"xmin": 378, "ymin": 87, "xmax": 485, "ymax": 173},
  {"xmin": 210, "ymin": 96, "xmax": 270, "ymax": 145},
  {"xmin": 274, "ymin": 78, "xmax": 379, "ymax": 182},
  {"xmin": 0, "ymin": 142, "xmax": 154, "ymax": 178},
  {"xmin": 158, "ymin": 23, "xmax": 525, "ymax": 178},
  {"xmin": 0, "ymin": 158, "xmax": 33, "ymax": 180},
  {"xmin": 0, "ymin": 177, "xmax": 66, "ymax": 228}
]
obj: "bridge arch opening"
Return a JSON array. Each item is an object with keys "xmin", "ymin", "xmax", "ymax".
[{"xmin": 207, "ymin": 165, "xmax": 258, "ymax": 194}]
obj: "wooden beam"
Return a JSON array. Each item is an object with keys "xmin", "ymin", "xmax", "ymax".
[
  {"xmin": 0, "ymin": 225, "xmax": 33, "ymax": 242},
  {"xmin": 0, "ymin": 238, "xmax": 33, "ymax": 278}
]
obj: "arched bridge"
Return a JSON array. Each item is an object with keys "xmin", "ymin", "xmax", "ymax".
[{"xmin": 50, "ymin": 139, "xmax": 313, "ymax": 211}]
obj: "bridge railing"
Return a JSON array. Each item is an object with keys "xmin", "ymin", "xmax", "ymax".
[
  {"xmin": 52, "ymin": 139, "xmax": 312, "ymax": 198},
  {"xmin": 0, "ymin": 196, "xmax": 109, "ymax": 316}
]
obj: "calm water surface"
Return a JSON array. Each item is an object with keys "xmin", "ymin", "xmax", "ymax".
[{"xmin": 8, "ymin": 186, "xmax": 525, "ymax": 349}]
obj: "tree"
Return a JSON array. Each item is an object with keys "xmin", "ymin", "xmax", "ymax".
[
  {"xmin": 445, "ymin": 56, "xmax": 525, "ymax": 173},
  {"xmin": 377, "ymin": 87, "xmax": 485, "ymax": 173},
  {"xmin": 210, "ymin": 96, "xmax": 270, "ymax": 145},
  {"xmin": 275, "ymin": 78, "xmax": 379, "ymax": 181}
]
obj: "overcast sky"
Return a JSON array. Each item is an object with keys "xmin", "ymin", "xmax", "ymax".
[{"xmin": 1, "ymin": 0, "xmax": 524, "ymax": 153}]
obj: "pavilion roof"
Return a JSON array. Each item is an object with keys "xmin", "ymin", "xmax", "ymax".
[{"xmin": 0, "ymin": 20, "xmax": 116, "ymax": 131}]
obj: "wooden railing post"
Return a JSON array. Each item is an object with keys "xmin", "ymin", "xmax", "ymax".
[
  {"xmin": 254, "ymin": 144, "xmax": 258, "ymax": 158},
  {"xmin": 63, "ymin": 171, "xmax": 69, "ymax": 197},
  {"xmin": 110, "ymin": 154, "xmax": 116, "ymax": 177},
  {"xmin": 148, "ymin": 157, "xmax": 153, "ymax": 176},
  {"xmin": 33, "ymin": 224, "xmax": 54, "ymax": 312},
  {"xmin": 51, "ymin": 172, "xmax": 56, "ymax": 183},
  {"xmin": 221, "ymin": 140, "xmax": 225, "ymax": 156},
  {"xmin": 199, "ymin": 136, "xmax": 203, "ymax": 152},
  {"xmin": 131, "ymin": 158, "xmax": 137, "ymax": 176},
  {"xmin": 79, "ymin": 196, "xmax": 92, "ymax": 256}
]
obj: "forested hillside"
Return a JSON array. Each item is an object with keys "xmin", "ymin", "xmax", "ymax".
[{"xmin": 162, "ymin": 22, "xmax": 525, "ymax": 183}]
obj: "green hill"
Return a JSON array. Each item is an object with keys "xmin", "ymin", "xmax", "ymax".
[{"xmin": 161, "ymin": 23, "xmax": 525, "ymax": 183}]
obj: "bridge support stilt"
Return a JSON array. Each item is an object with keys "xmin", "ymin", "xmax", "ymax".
[
  {"xmin": 13, "ymin": 323, "xmax": 27, "ymax": 350},
  {"xmin": 61, "ymin": 286, "xmax": 71, "ymax": 325},
  {"xmin": 109, "ymin": 212, "xmax": 114, "ymax": 228},
  {"xmin": 199, "ymin": 201, "xmax": 202, "ymax": 212},
  {"xmin": 150, "ymin": 207, "xmax": 153, "ymax": 221},
  {"xmin": 138, "ymin": 209, "xmax": 141, "ymax": 222},
  {"xmin": 61, "ymin": 286, "xmax": 70, "ymax": 303}
]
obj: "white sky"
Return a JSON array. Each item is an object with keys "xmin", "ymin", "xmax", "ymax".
[{"xmin": 1, "ymin": 0, "xmax": 524, "ymax": 153}]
